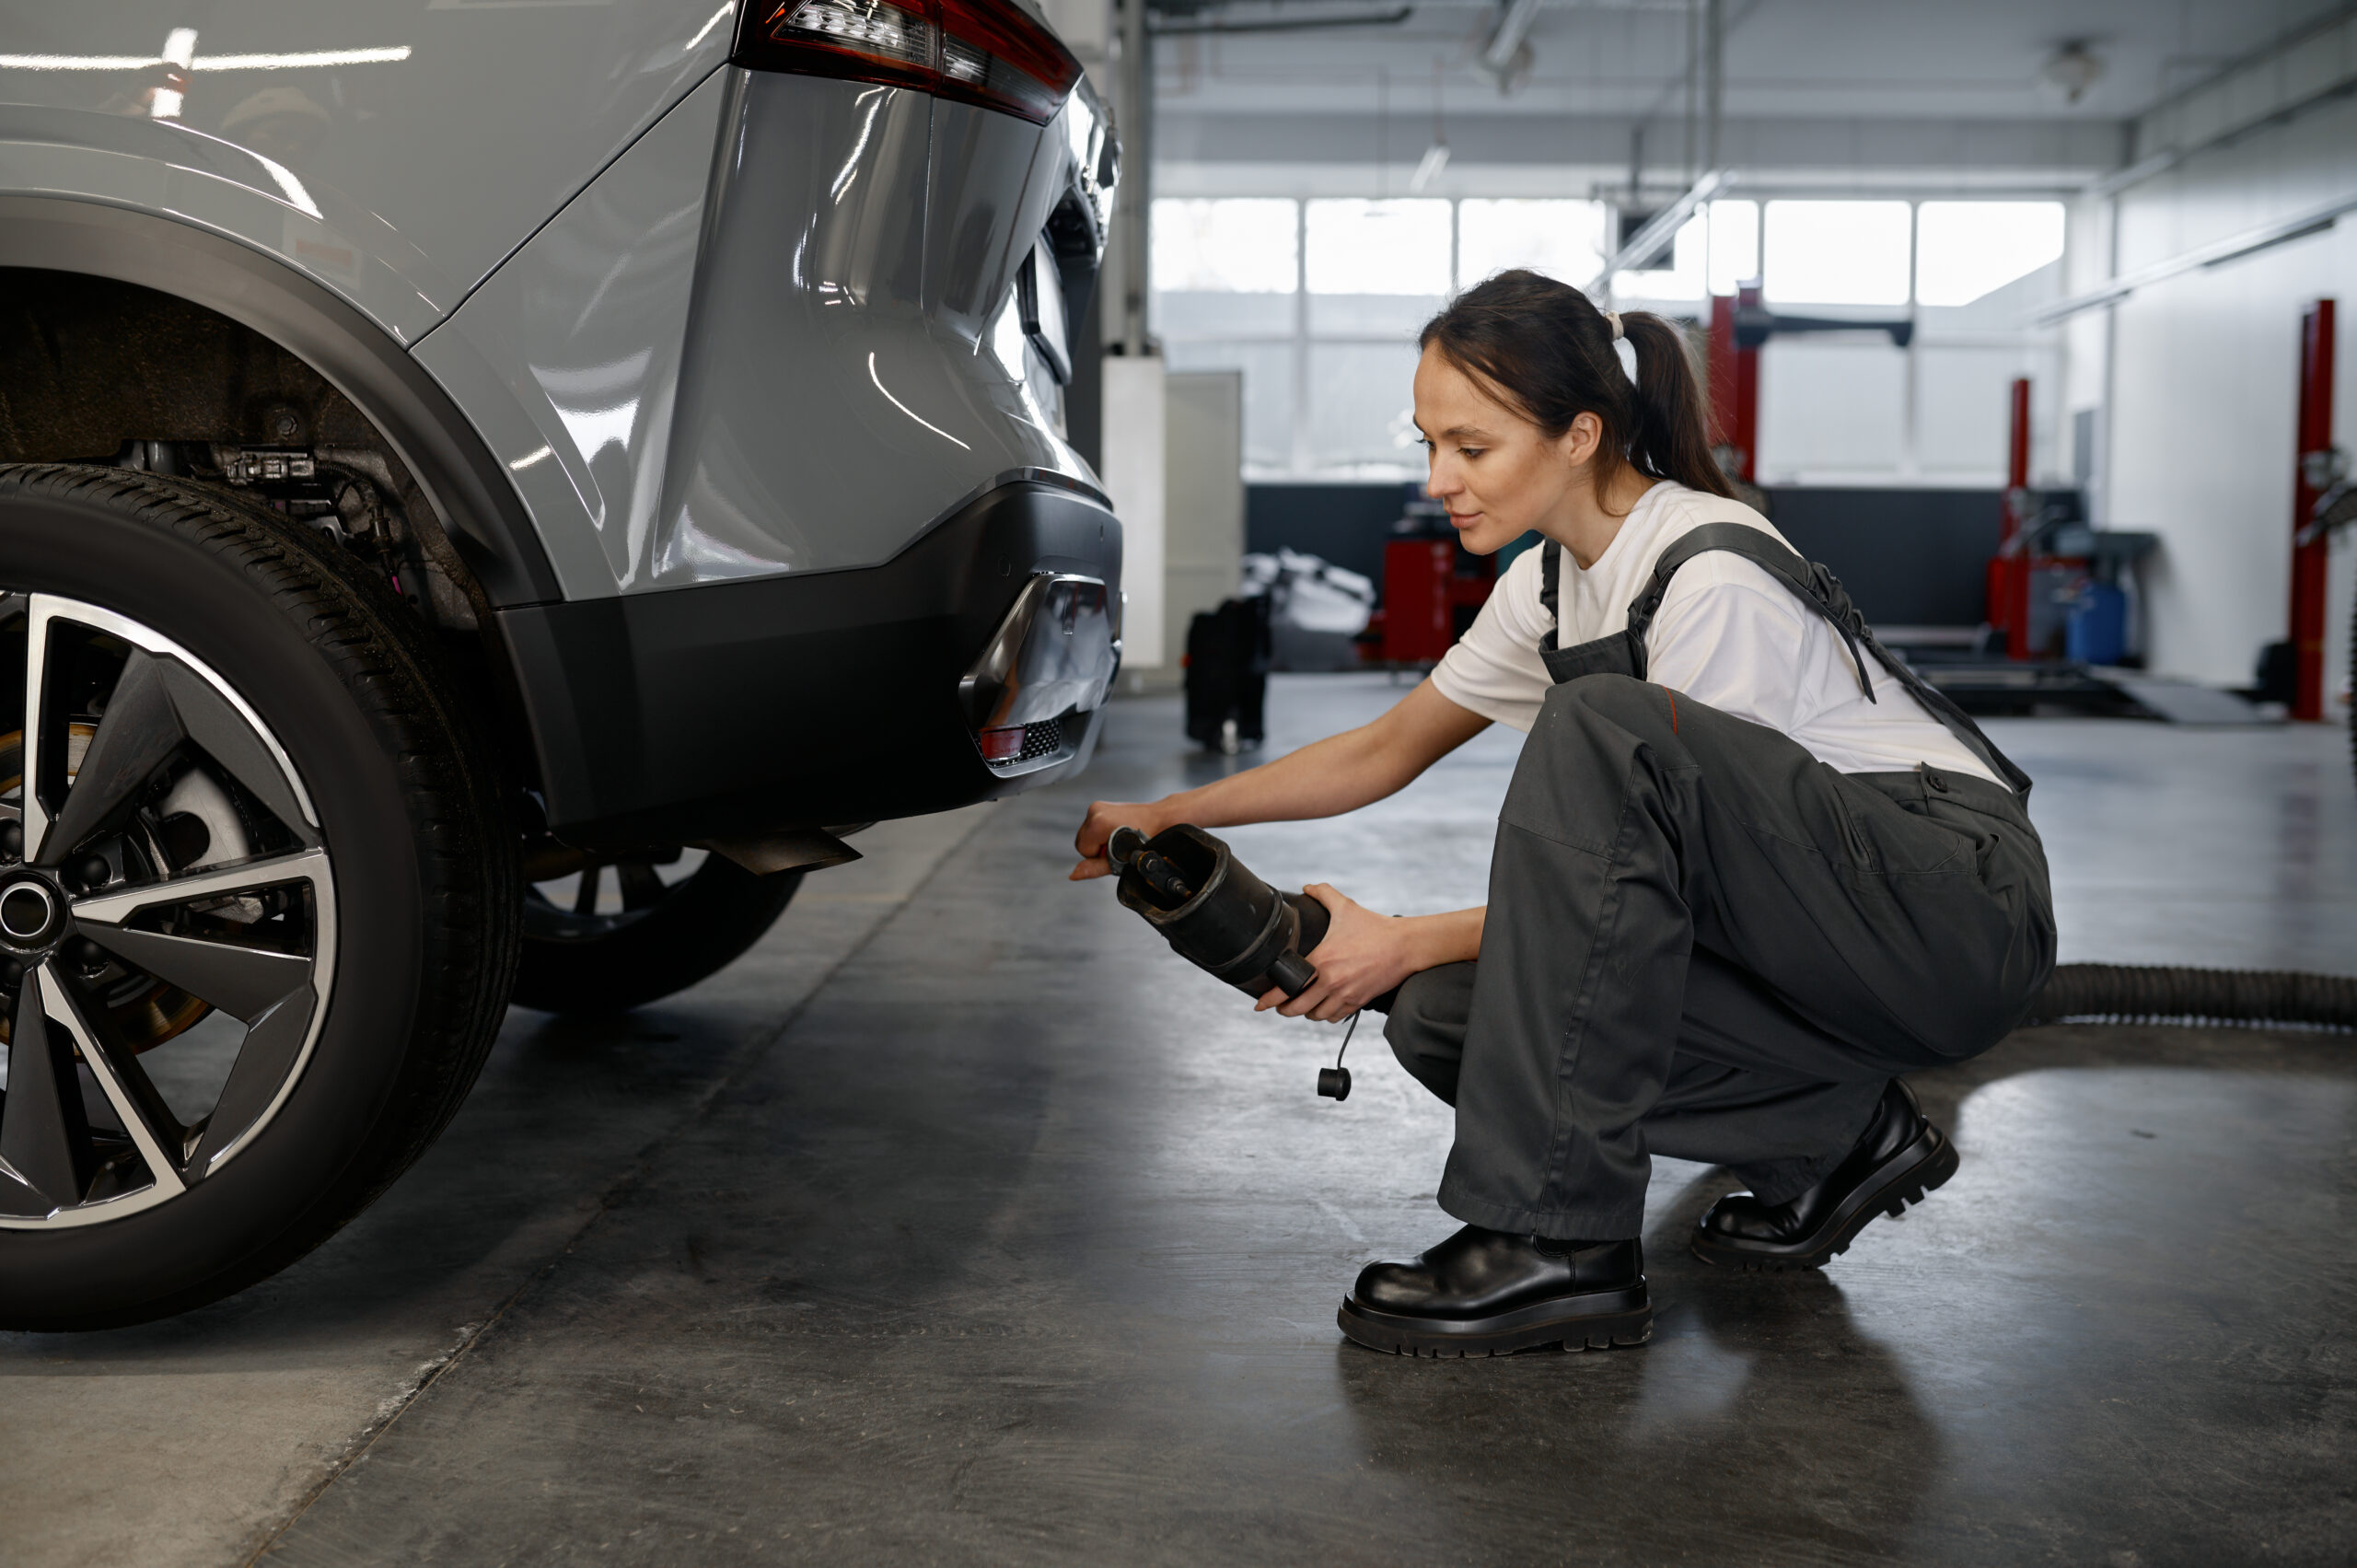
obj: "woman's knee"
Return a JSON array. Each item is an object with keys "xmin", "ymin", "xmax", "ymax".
[{"xmin": 1513, "ymin": 679, "xmax": 1682, "ymax": 813}]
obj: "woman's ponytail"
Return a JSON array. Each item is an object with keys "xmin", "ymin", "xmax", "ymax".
[
  {"xmin": 1420, "ymin": 272, "xmax": 1736, "ymax": 505},
  {"xmin": 1619, "ymin": 311, "xmax": 1735, "ymax": 499}
]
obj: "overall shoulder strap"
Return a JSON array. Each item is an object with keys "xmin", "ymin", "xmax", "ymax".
[
  {"xmin": 1624, "ymin": 522, "xmax": 2036, "ymax": 796},
  {"xmin": 1538, "ymin": 540, "xmax": 1562, "ymax": 652},
  {"xmin": 1622, "ymin": 522, "xmax": 1877, "ymax": 700}
]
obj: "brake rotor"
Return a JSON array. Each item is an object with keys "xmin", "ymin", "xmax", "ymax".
[{"xmin": 0, "ymin": 722, "xmax": 214, "ymax": 1053}]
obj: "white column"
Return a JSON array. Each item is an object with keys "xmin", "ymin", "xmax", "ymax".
[
  {"xmin": 1101, "ymin": 354, "xmax": 1167, "ymax": 670},
  {"xmin": 1163, "ymin": 370, "xmax": 1245, "ymax": 669}
]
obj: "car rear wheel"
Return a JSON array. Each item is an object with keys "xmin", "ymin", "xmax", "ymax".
[
  {"xmin": 0, "ymin": 465, "xmax": 517, "ymax": 1331},
  {"xmin": 514, "ymin": 851, "xmax": 800, "ymax": 1014}
]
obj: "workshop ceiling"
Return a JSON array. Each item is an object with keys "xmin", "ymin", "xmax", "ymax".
[{"xmin": 1149, "ymin": 0, "xmax": 2345, "ymax": 125}]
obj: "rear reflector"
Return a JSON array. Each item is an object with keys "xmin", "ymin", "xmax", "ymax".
[
  {"xmin": 978, "ymin": 726, "xmax": 1027, "ymax": 762},
  {"xmin": 736, "ymin": 0, "xmax": 1082, "ymax": 125}
]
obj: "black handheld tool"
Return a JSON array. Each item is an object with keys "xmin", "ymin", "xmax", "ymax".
[{"xmin": 1108, "ymin": 823, "xmax": 1330, "ymax": 999}]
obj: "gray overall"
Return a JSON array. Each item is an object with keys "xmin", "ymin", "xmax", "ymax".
[{"xmin": 1384, "ymin": 522, "xmax": 2056, "ymax": 1240}]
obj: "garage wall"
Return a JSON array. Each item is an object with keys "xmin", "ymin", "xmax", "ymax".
[
  {"xmin": 1165, "ymin": 371, "xmax": 1246, "ymax": 668},
  {"xmin": 2096, "ymin": 22, "xmax": 2357, "ymax": 698}
]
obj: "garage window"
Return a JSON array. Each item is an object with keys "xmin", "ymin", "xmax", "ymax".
[
  {"xmin": 1763, "ymin": 200, "xmax": 1915, "ymax": 307},
  {"xmin": 1705, "ymin": 200, "xmax": 1759, "ymax": 295},
  {"xmin": 1151, "ymin": 198, "xmax": 1298, "ymax": 294},
  {"xmin": 1457, "ymin": 200, "xmax": 1608, "ymax": 290},
  {"xmin": 1915, "ymin": 202, "xmax": 2067, "ymax": 307},
  {"xmin": 1304, "ymin": 199, "xmax": 1451, "ymax": 296}
]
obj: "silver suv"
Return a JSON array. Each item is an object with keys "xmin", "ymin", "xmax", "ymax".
[{"xmin": 0, "ymin": 0, "xmax": 1121, "ymax": 1329}]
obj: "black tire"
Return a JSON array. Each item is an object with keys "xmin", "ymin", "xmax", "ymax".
[
  {"xmin": 0, "ymin": 464, "xmax": 517, "ymax": 1331},
  {"xmin": 514, "ymin": 854, "xmax": 800, "ymax": 1014}
]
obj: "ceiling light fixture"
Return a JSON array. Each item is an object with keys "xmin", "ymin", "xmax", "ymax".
[{"xmin": 2037, "ymin": 40, "xmax": 2104, "ymax": 106}]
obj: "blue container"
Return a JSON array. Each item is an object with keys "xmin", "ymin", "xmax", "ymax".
[{"xmin": 2065, "ymin": 581, "xmax": 2128, "ymax": 666}]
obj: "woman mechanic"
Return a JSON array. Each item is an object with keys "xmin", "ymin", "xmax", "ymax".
[{"xmin": 1072, "ymin": 271, "xmax": 2056, "ymax": 1358}]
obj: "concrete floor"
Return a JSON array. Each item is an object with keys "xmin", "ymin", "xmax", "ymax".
[{"xmin": 5, "ymin": 676, "xmax": 2353, "ymax": 1567}]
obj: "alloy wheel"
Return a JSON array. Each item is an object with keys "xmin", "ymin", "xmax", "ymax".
[{"xmin": 0, "ymin": 591, "xmax": 333, "ymax": 1228}]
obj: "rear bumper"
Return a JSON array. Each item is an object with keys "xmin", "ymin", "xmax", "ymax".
[{"xmin": 498, "ymin": 474, "xmax": 1121, "ymax": 847}]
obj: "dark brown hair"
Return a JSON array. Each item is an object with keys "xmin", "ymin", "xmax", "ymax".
[{"xmin": 1418, "ymin": 269, "xmax": 1733, "ymax": 502}]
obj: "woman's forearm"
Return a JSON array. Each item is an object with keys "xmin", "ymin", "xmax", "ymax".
[
  {"xmin": 1160, "ymin": 723, "xmax": 1418, "ymax": 830},
  {"xmin": 1150, "ymin": 679, "xmax": 1490, "ymax": 832},
  {"xmin": 1401, "ymin": 906, "xmax": 1485, "ymax": 969},
  {"xmin": 1072, "ymin": 681, "xmax": 1490, "ymax": 878}
]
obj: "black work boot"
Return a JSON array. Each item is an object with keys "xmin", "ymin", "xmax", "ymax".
[
  {"xmin": 1691, "ymin": 1078, "xmax": 1959, "ymax": 1272},
  {"xmin": 1337, "ymin": 1225, "xmax": 1652, "ymax": 1357}
]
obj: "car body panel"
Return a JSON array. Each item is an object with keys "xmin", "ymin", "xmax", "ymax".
[
  {"xmin": 0, "ymin": 0, "xmax": 732, "ymax": 337},
  {"xmin": 645, "ymin": 74, "xmax": 1094, "ymax": 592},
  {"xmin": 423, "ymin": 67, "xmax": 1102, "ymax": 600},
  {"xmin": 410, "ymin": 71, "xmax": 729, "ymax": 601},
  {"xmin": 0, "ymin": 106, "xmax": 452, "ymax": 343}
]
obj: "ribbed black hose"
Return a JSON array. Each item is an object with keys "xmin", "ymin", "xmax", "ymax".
[
  {"xmin": 2030, "ymin": 595, "xmax": 2357, "ymax": 1031},
  {"xmin": 2024, "ymin": 964, "xmax": 2357, "ymax": 1030}
]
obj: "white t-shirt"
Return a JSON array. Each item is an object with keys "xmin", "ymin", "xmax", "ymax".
[{"xmin": 1429, "ymin": 481, "xmax": 2005, "ymax": 786}]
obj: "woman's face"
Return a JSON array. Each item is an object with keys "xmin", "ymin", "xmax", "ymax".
[{"xmin": 1411, "ymin": 344, "xmax": 1599, "ymax": 555}]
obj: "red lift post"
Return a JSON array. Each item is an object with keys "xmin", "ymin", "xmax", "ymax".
[
  {"xmin": 2291, "ymin": 299, "xmax": 2337, "ymax": 722},
  {"xmin": 1988, "ymin": 377, "xmax": 2034, "ymax": 660},
  {"xmin": 1708, "ymin": 287, "xmax": 1760, "ymax": 481}
]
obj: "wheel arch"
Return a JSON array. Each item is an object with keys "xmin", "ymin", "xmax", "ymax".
[{"xmin": 0, "ymin": 196, "xmax": 562, "ymax": 610}]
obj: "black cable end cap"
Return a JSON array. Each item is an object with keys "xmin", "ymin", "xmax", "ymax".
[{"xmin": 1318, "ymin": 1067, "xmax": 1352, "ymax": 1101}]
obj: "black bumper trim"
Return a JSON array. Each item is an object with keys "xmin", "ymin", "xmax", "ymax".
[{"xmin": 498, "ymin": 479, "xmax": 1121, "ymax": 844}]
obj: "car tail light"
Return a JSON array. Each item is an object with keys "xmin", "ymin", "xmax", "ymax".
[
  {"xmin": 735, "ymin": 0, "xmax": 1083, "ymax": 125},
  {"xmin": 978, "ymin": 726, "xmax": 1027, "ymax": 762}
]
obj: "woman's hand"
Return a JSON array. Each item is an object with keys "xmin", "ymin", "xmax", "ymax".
[
  {"xmin": 1070, "ymin": 798, "xmax": 1171, "ymax": 879},
  {"xmin": 1256, "ymin": 884, "xmax": 1426, "ymax": 1023}
]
